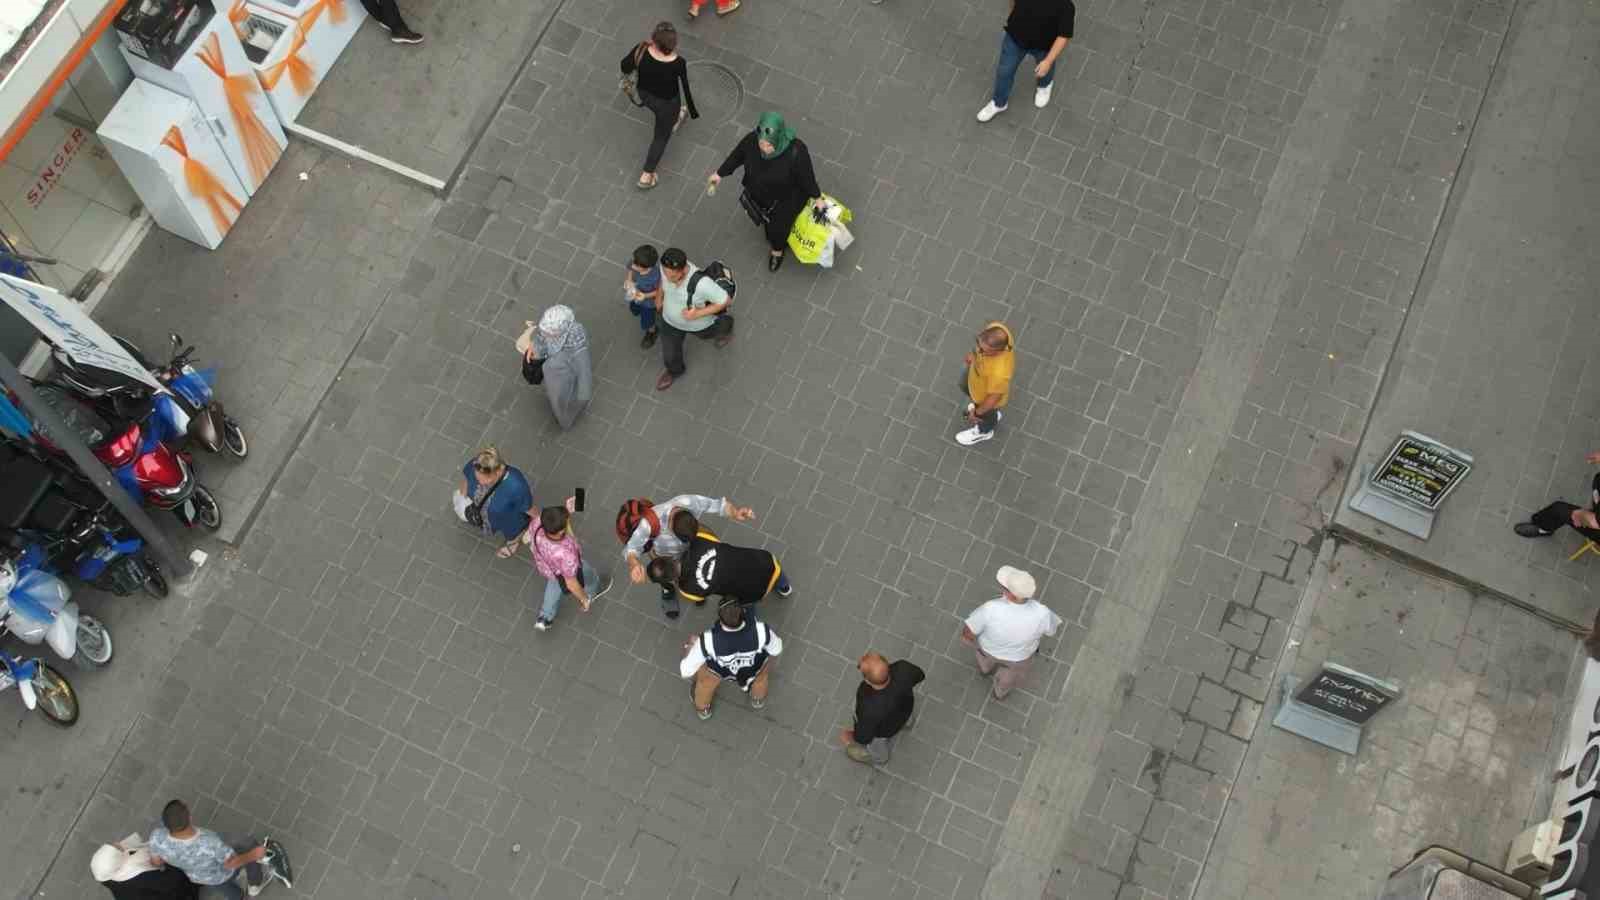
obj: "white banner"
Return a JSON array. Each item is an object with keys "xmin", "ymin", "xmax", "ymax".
[{"xmin": 0, "ymin": 274, "xmax": 162, "ymax": 390}]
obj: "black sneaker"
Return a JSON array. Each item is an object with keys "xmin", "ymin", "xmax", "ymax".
[
  {"xmin": 776, "ymin": 583, "xmax": 793, "ymax": 598},
  {"xmin": 665, "ymin": 609, "xmax": 680, "ymax": 620},
  {"xmin": 391, "ymin": 29, "xmax": 424, "ymax": 44},
  {"xmin": 1514, "ymin": 522, "xmax": 1552, "ymax": 538},
  {"xmin": 641, "ymin": 328, "xmax": 658, "ymax": 349}
]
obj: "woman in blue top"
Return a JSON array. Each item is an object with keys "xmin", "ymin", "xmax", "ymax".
[{"xmin": 454, "ymin": 446, "xmax": 537, "ymax": 557}]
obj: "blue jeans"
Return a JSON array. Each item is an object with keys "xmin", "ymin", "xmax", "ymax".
[
  {"xmin": 992, "ymin": 31, "xmax": 1055, "ymax": 106},
  {"xmin": 629, "ymin": 299, "xmax": 657, "ymax": 332},
  {"xmin": 541, "ymin": 559, "xmax": 600, "ymax": 621}
]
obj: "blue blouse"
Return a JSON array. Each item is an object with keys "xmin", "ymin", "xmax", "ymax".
[{"xmin": 462, "ymin": 462, "xmax": 534, "ymax": 540}]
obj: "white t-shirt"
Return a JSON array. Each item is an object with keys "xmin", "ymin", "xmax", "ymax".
[
  {"xmin": 660, "ymin": 264, "xmax": 729, "ymax": 333},
  {"xmin": 965, "ymin": 597, "xmax": 1061, "ymax": 662}
]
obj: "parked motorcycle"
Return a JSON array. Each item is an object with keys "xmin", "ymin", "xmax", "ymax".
[
  {"xmin": 50, "ymin": 333, "xmax": 246, "ymax": 459},
  {"xmin": 0, "ymin": 555, "xmax": 114, "ymax": 670},
  {"xmin": 0, "ymin": 647, "xmax": 77, "ymax": 725},
  {"xmin": 21, "ymin": 383, "xmax": 221, "ymax": 531},
  {"xmin": 0, "ymin": 444, "xmax": 167, "ymax": 598}
]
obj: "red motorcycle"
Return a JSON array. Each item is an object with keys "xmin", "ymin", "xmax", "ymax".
[{"xmin": 19, "ymin": 384, "xmax": 221, "ymax": 531}]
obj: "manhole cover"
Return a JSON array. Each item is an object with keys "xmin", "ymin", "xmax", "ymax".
[{"xmin": 687, "ymin": 61, "xmax": 744, "ymax": 128}]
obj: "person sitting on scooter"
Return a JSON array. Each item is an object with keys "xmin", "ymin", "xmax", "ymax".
[{"xmin": 453, "ymin": 447, "xmax": 537, "ymax": 558}]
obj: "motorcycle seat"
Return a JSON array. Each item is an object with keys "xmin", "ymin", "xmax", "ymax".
[
  {"xmin": 63, "ymin": 361, "xmax": 141, "ymax": 392},
  {"xmin": 0, "ymin": 452, "xmax": 56, "ymax": 530}
]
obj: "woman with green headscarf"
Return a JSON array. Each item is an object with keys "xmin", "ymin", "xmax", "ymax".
[{"xmin": 708, "ymin": 111, "xmax": 826, "ymax": 272}]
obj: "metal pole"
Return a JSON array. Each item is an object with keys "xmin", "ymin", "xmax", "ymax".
[{"xmin": 0, "ymin": 353, "xmax": 193, "ymax": 578}]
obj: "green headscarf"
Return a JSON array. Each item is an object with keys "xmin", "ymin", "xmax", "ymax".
[{"xmin": 755, "ymin": 111, "xmax": 795, "ymax": 159}]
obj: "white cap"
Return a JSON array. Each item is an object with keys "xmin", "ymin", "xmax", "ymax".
[{"xmin": 996, "ymin": 565, "xmax": 1036, "ymax": 600}]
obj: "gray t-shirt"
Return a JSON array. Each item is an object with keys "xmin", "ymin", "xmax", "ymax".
[{"xmin": 148, "ymin": 826, "xmax": 234, "ymax": 886}]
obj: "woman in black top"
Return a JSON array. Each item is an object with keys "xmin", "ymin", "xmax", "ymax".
[
  {"xmin": 708, "ymin": 112, "xmax": 827, "ymax": 271},
  {"xmin": 620, "ymin": 22, "xmax": 699, "ymax": 190}
]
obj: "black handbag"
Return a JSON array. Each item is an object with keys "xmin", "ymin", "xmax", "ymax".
[
  {"xmin": 738, "ymin": 188, "xmax": 775, "ymax": 227},
  {"xmin": 522, "ymin": 355, "xmax": 545, "ymax": 385},
  {"xmin": 465, "ymin": 472, "xmax": 504, "ymax": 530}
]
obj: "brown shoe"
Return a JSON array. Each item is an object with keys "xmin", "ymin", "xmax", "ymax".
[
  {"xmin": 844, "ymin": 743, "xmax": 874, "ymax": 764},
  {"xmin": 714, "ymin": 333, "xmax": 733, "ymax": 348},
  {"xmin": 655, "ymin": 370, "xmax": 675, "ymax": 391}
]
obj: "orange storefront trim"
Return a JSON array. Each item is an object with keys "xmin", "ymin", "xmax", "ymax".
[{"xmin": 0, "ymin": 0, "xmax": 130, "ymax": 166}]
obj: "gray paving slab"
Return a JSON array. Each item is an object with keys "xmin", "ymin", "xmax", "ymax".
[
  {"xmin": 1331, "ymin": 0, "xmax": 1600, "ymax": 630},
  {"xmin": 295, "ymin": 0, "xmax": 563, "ymax": 181},
  {"xmin": 1194, "ymin": 539, "xmax": 1573, "ymax": 900}
]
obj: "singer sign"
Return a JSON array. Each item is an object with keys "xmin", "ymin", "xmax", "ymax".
[
  {"xmin": 0, "ymin": 274, "xmax": 161, "ymax": 390},
  {"xmin": 1546, "ymin": 698, "xmax": 1600, "ymax": 899}
]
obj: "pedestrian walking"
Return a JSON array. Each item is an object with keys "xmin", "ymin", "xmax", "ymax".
[
  {"xmin": 621, "ymin": 23, "xmax": 699, "ymax": 190},
  {"xmin": 956, "ymin": 321, "xmax": 1016, "ymax": 446},
  {"xmin": 678, "ymin": 599, "xmax": 782, "ymax": 720},
  {"xmin": 452, "ymin": 447, "xmax": 538, "ymax": 558},
  {"xmin": 617, "ymin": 494, "xmax": 757, "ymax": 619},
  {"xmin": 517, "ymin": 304, "xmax": 593, "ymax": 430},
  {"xmin": 654, "ymin": 247, "xmax": 733, "ymax": 391},
  {"xmin": 527, "ymin": 505, "xmax": 612, "ymax": 631},
  {"xmin": 960, "ymin": 566, "xmax": 1061, "ymax": 700},
  {"xmin": 624, "ymin": 244, "xmax": 662, "ymax": 348},
  {"xmin": 91, "ymin": 834, "xmax": 198, "ymax": 900},
  {"xmin": 687, "ymin": 0, "xmax": 739, "ymax": 18},
  {"xmin": 646, "ymin": 509, "xmax": 792, "ymax": 607},
  {"xmin": 1513, "ymin": 452, "xmax": 1600, "ymax": 543},
  {"xmin": 359, "ymin": 0, "xmax": 423, "ymax": 44},
  {"xmin": 840, "ymin": 653, "xmax": 925, "ymax": 765},
  {"xmin": 145, "ymin": 800, "xmax": 289, "ymax": 899},
  {"xmin": 975, "ymin": 0, "xmax": 1074, "ymax": 122},
  {"xmin": 708, "ymin": 112, "xmax": 827, "ymax": 271}
]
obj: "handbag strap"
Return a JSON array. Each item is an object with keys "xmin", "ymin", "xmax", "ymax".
[{"xmin": 473, "ymin": 469, "xmax": 506, "ymax": 515}]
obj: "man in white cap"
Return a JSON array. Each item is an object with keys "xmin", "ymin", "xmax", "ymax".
[
  {"xmin": 959, "ymin": 565, "xmax": 1061, "ymax": 700},
  {"xmin": 90, "ymin": 834, "xmax": 197, "ymax": 899}
]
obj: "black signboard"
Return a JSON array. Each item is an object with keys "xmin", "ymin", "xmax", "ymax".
[
  {"xmin": 1369, "ymin": 432, "xmax": 1472, "ymax": 511},
  {"xmin": 1292, "ymin": 663, "xmax": 1400, "ymax": 726}
]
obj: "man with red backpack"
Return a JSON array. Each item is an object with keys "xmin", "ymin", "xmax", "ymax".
[{"xmin": 617, "ymin": 494, "xmax": 755, "ymax": 619}]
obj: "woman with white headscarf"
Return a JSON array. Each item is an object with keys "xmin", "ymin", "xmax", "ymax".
[
  {"xmin": 91, "ymin": 835, "xmax": 198, "ymax": 899},
  {"xmin": 520, "ymin": 304, "xmax": 593, "ymax": 430}
]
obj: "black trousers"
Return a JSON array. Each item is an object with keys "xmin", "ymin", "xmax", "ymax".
[
  {"xmin": 359, "ymin": 0, "xmax": 411, "ymax": 31},
  {"xmin": 660, "ymin": 317, "xmax": 733, "ymax": 376},
  {"xmin": 640, "ymin": 91, "xmax": 681, "ymax": 174},
  {"xmin": 959, "ymin": 368, "xmax": 999, "ymax": 434},
  {"xmin": 1530, "ymin": 472, "xmax": 1600, "ymax": 541},
  {"xmin": 761, "ymin": 194, "xmax": 808, "ymax": 252}
]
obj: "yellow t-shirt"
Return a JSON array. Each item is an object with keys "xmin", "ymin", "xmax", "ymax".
[{"xmin": 968, "ymin": 349, "xmax": 1015, "ymax": 408}]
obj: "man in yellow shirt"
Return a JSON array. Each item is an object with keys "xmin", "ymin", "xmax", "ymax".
[{"xmin": 958, "ymin": 322, "xmax": 1016, "ymax": 446}]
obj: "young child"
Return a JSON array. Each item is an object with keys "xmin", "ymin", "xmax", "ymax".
[{"xmin": 626, "ymin": 244, "xmax": 662, "ymax": 348}]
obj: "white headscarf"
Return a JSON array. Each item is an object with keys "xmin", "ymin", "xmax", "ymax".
[
  {"xmin": 91, "ymin": 834, "xmax": 159, "ymax": 883},
  {"xmin": 535, "ymin": 304, "xmax": 588, "ymax": 355}
]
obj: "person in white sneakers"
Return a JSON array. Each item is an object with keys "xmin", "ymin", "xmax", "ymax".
[
  {"xmin": 956, "ymin": 321, "xmax": 1015, "ymax": 446},
  {"xmin": 960, "ymin": 566, "xmax": 1061, "ymax": 700},
  {"xmin": 976, "ymin": 0, "xmax": 1076, "ymax": 122}
]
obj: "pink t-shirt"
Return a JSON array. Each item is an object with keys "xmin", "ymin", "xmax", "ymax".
[{"xmin": 531, "ymin": 529, "xmax": 582, "ymax": 581}]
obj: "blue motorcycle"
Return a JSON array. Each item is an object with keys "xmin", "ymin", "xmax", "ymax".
[{"xmin": 51, "ymin": 332, "xmax": 247, "ymax": 459}]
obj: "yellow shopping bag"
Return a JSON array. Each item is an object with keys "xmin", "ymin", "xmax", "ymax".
[{"xmin": 788, "ymin": 205, "xmax": 832, "ymax": 265}]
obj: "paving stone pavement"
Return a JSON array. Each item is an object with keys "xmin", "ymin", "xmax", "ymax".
[
  {"xmin": 296, "ymin": 0, "xmax": 562, "ymax": 181},
  {"xmin": 1196, "ymin": 538, "xmax": 1574, "ymax": 900},
  {"xmin": 1333, "ymin": 0, "xmax": 1600, "ymax": 629},
  {"xmin": 4, "ymin": 0, "xmax": 1578, "ymax": 897}
]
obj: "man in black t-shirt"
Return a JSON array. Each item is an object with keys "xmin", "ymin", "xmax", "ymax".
[
  {"xmin": 976, "ymin": 0, "xmax": 1076, "ymax": 123},
  {"xmin": 840, "ymin": 653, "xmax": 926, "ymax": 765},
  {"xmin": 645, "ymin": 511, "xmax": 793, "ymax": 607}
]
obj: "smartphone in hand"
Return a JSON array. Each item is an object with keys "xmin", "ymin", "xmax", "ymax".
[{"xmin": 574, "ymin": 488, "xmax": 586, "ymax": 512}]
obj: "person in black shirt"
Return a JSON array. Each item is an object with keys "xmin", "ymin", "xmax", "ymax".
[
  {"xmin": 360, "ymin": 0, "xmax": 423, "ymax": 45},
  {"xmin": 840, "ymin": 653, "xmax": 925, "ymax": 765},
  {"xmin": 621, "ymin": 23, "xmax": 700, "ymax": 190},
  {"xmin": 976, "ymin": 0, "xmax": 1075, "ymax": 123},
  {"xmin": 646, "ymin": 510, "xmax": 793, "ymax": 606},
  {"xmin": 707, "ymin": 112, "xmax": 827, "ymax": 272}
]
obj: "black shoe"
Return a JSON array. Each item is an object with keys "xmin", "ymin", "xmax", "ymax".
[
  {"xmin": 768, "ymin": 252, "xmax": 783, "ymax": 272},
  {"xmin": 641, "ymin": 328, "xmax": 658, "ymax": 349},
  {"xmin": 1514, "ymin": 522, "xmax": 1552, "ymax": 538},
  {"xmin": 391, "ymin": 29, "xmax": 424, "ymax": 44},
  {"xmin": 665, "ymin": 609, "xmax": 680, "ymax": 620}
]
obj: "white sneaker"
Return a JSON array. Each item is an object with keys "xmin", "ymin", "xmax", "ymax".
[
  {"xmin": 976, "ymin": 101, "xmax": 1007, "ymax": 123},
  {"xmin": 1035, "ymin": 83, "xmax": 1053, "ymax": 108},
  {"xmin": 955, "ymin": 426, "xmax": 993, "ymax": 446}
]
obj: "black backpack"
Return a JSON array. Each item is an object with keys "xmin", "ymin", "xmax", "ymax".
[{"xmin": 686, "ymin": 260, "xmax": 736, "ymax": 303}]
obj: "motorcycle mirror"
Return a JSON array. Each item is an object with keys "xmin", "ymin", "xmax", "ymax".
[{"xmin": 169, "ymin": 333, "xmax": 182, "ymax": 350}]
